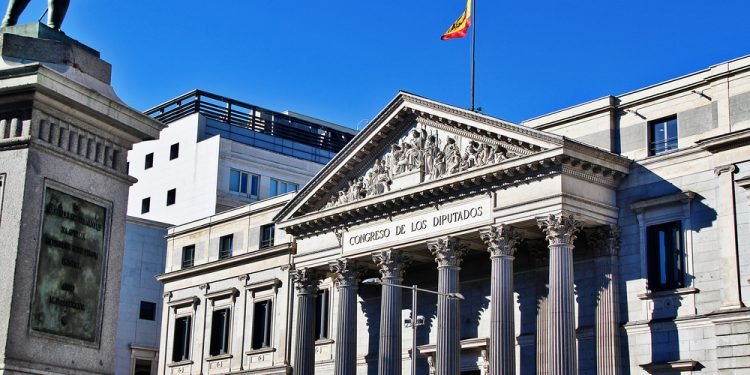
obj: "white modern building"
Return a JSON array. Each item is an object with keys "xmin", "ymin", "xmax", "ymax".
[
  {"xmin": 156, "ymin": 54, "xmax": 750, "ymax": 375},
  {"xmin": 126, "ymin": 90, "xmax": 357, "ymax": 226}
]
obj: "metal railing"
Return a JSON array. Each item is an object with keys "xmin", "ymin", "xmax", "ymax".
[{"xmin": 144, "ymin": 90, "xmax": 355, "ymax": 154}]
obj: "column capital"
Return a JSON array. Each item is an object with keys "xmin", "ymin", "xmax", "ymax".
[
  {"xmin": 589, "ymin": 224, "xmax": 620, "ymax": 257},
  {"xmin": 479, "ymin": 224, "xmax": 521, "ymax": 257},
  {"xmin": 714, "ymin": 163, "xmax": 737, "ymax": 176},
  {"xmin": 372, "ymin": 249, "xmax": 409, "ymax": 279},
  {"xmin": 329, "ymin": 258, "xmax": 363, "ymax": 288},
  {"xmin": 428, "ymin": 236, "xmax": 466, "ymax": 268},
  {"xmin": 291, "ymin": 267, "xmax": 319, "ymax": 295},
  {"xmin": 537, "ymin": 212, "xmax": 583, "ymax": 246}
]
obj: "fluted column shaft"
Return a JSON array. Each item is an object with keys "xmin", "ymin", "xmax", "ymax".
[
  {"xmin": 292, "ymin": 268, "xmax": 319, "ymax": 375},
  {"xmin": 538, "ymin": 213, "xmax": 582, "ymax": 375},
  {"xmin": 480, "ymin": 225, "xmax": 520, "ymax": 375},
  {"xmin": 429, "ymin": 237, "xmax": 465, "ymax": 375},
  {"xmin": 591, "ymin": 226, "xmax": 622, "ymax": 375},
  {"xmin": 330, "ymin": 259, "xmax": 362, "ymax": 375},
  {"xmin": 373, "ymin": 250, "xmax": 409, "ymax": 375}
]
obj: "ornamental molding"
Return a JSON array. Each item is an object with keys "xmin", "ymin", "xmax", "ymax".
[
  {"xmin": 588, "ymin": 224, "xmax": 620, "ymax": 257},
  {"xmin": 479, "ymin": 224, "xmax": 521, "ymax": 257},
  {"xmin": 536, "ymin": 212, "xmax": 583, "ymax": 246},
  {"xmin": 291, "ymin": 268, "xmax": 320, "ymax": 295},
  {"xmin": 428, "ymin": 236, "xmax": 467, "ymax": 268},
  {"xmin": 328, "ymin": 258, "xmax": 363, "ymax": 288},
  {"xmin": 372, "ymin": 249, "xmax": 410, "ymax": 279}
]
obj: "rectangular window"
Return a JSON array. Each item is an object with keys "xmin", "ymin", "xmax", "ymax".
[
  {"xmin": 181, "ymin": 245, "xmax": 195, "ymax": 269},
  {"xmin": 260, "ymin": 224, "xmax": 275, "ymax": 249},
  {"xmin": 172, "ymin": 316, "xmax": 192, "ymax": 362},
  {"xmin": 219, "ymin": 235, "xmax": 233, "ymax": 259},
  {"xmin": 133, "ymin": 359, "xmax": 152, "ymax": 375},
  {"xmin": 166, "ymin": 188, "xmax": 176, "ymax": 206},
  {"xmin": 315, "ymin": 289, "xmax": 330, "ymax": 340},
  {"xmin": 170, "ymin": 143, "xmax": 180, "ymax": 160},
  {"xmin": 251, "ymin": 300, "xmax": 273, "ymax": 349},
  {"xmin": 269, "ymin": 178, "xmax": 299, "ymax": 197},
  {"xmin": 141, "ymin": 197, "xmax": 150, "ymax": 214},
  {"xmin": 229, "ymin": 169, "xmax": 260, "ymax": 197},
  {"xmin": 647, "ymin": 221, "xmax": 684, "ymax": 291},
  {"xmin": 649, "ymin": 116, "xmax": 678, "ymax": 156},
  {"xmin": 209, "ymin": 308, "xmax": 231, "ymax": 356},
  {"xmin": 144, "ymin": 152, "xmax": 154, "ymax": 169},
  {"xmin": 139, "ymin": 301, "xmax": 157, "ymax": 321}
]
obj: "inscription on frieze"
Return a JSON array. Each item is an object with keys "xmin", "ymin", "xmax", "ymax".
[
  {"xmin": 30, "ymin": 186, "xmax": 108, "ymax": 342},
  {"xmin": 343, "ymin": 198, "xmax": 492, "ymax": 252}
]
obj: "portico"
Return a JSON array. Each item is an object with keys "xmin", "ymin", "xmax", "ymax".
[{"xmin": 276, "ymin": 92, "xmax": 630, "ymax": 374}]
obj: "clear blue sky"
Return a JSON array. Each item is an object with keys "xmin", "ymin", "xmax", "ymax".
[{"xmin": 20, "ymin": 0, "xmax": 750, "ymax": 128}]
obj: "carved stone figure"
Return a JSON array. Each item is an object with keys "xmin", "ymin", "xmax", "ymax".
[
  {"xmin": 2, "ymin": 0, "xmax": 70, "ymax": 30},
  {"xmin": 388, "ymin": 144, "xmax": 403, "ymax": 176},
  {"xmin": 465, "ymin": 141, "xmax": 481, "ymax": 168}
]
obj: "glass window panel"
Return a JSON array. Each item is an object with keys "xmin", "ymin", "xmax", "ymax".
[
  {"xmin": 270, "ymin": 179, "xmax": 278, "ymax": 196},
  {"xmin": 229, "ymin": 170, "xmax": 240, "ymax": 192},
  {"xmin": 251, "ymin": 175, "xmax": 260, "ymax": 196},
  {"xmin": 240, "ymin": 173, "xmax": 248, "ymax": 194}
]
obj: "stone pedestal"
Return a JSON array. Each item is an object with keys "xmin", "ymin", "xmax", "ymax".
[{"xmin": 0, "ymin": 23, "xmax": 163, "ymax": 374}]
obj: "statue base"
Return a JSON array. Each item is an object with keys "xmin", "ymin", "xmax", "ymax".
[{"xmin": 0, "ymin": 22, "xmax": 111, "ymax": 84}]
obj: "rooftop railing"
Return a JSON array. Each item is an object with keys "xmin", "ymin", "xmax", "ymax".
[{"xmin": 144, "ymin": 90, "xmax": 355, "ymax": 154}]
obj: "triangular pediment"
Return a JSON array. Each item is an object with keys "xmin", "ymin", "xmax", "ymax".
[{"xmin": 275, "ymin": 92, "xmax": 627, "ymax": 236}]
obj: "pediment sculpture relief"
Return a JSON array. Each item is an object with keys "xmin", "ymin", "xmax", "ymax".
[{"xmin": 324, "ymin": 125, "xmax": 520, "ymax": 209}]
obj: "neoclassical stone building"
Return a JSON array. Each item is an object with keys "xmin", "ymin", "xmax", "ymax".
[{"xmin": 157, "ymin": 55, "xmax": 750, "ymax": 374}]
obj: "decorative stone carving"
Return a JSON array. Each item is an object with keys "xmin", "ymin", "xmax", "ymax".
[
  {"xmin": 328, "ymin": 258, "xmax": 362, "ymax": 288},
  {"xmin": 291, "ymin": 268, "xmax": 319, "ymax": 295},
  {"xmin": 536, "ymin": 213, "xmax": 583, "ymax": 246},
  {"xmin": 372, "ymin": 249, "xmax": 410, "ymax": 279},
  {"xmin": 588, "ymin": 225, "xmax": 620, "ymax": 257},
  {"xmin": 324, "ymin": 125, "xmax": 515, "ymax": 208},
  {"xmin": 428, "ymin": 236, "xmax": 466, "ymax": 268},
  {"xmin": 479, "ymin": 224, "xmax": 521, "ymax": 257}
]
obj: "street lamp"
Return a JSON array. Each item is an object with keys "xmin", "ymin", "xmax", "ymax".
[{"xmin": 362, "ymin": 277, "xmax": 465, "ymax": 375}]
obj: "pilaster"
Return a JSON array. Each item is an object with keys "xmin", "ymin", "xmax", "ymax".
[
  {"xmin": 329, "ymin": 259, "xmax": 363, "ymax": 375},
  {"xmin": 590, "ymin": 225, "xmax": 622, "ymax": 375},
  {"xmin": 537, "ymin": 212, "xmax": 582, "ymax": 375},
  {"xmin": 479, "ymin": 224, "xmax": 521, "ymax": 375},
  {"xmin": 292, "ymin": 268, "xmax": 319, "ymax": 375},
  {"xmin": 372, "ymin": 249, "xmax": 409, "ymax": 375},
  {"xmin": 428, "ymin": 236, "xmax": 466, "ymax": 375}
]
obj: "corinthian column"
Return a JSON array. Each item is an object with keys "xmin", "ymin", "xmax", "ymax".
[
  {"xmin": 537, "ymin": 213, "xmax": 582, "ymax": 375},
  {"xmin": 372, "ymin": 249, "xmax": 409, "ymax": 375},
  {"xmin": 292, "ymin": 268, "xmax": 319, "ymax": 375},
  {"xmin": 428, "ymin": 237, "xmax": 466, "ymax": 375},
  {"xmin": 590, "ymin": 225, "xmax": 622, "ymax": 375},
  {"xmin": 329, "ymin": 259, "xmax": 363, "ymax": 375},
  {"xmin": 480, "ymin": 225, "xmax": 521, "ymax": 375}
]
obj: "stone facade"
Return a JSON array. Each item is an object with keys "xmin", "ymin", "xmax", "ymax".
[{"xmin": 155, "ymin": 54, "xmax": 750, "ymax": 375}]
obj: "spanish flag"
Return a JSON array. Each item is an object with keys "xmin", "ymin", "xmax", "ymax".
[{"xmin": 441, "ymin": 0, "xmax": 472, "ymax": 40}]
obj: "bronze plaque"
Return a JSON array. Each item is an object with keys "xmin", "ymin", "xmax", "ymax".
[{"xmin": 31, "ymin": 187, "xmax": 108, "ymax": 342}]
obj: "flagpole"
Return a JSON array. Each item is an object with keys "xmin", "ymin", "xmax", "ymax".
[{"xmin": 470, "ymin": 0, "xmax": 476, "ymax": 112}]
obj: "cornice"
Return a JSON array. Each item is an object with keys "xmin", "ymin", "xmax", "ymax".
[{"xmin": 696, "ymin": 127, "xmax": 750, "ymax": 153}]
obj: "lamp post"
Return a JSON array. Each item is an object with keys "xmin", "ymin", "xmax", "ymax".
[{"xmin": 362, "ymin": 277, "xmax": 465, "ymax": 375}]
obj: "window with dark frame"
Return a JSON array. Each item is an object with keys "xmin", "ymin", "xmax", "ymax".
[
  {"xmin": 172, "ymin": 316, "xmax": 192, "ymax": 362},
  {"xmin": 315, "ymin": 289, "xmax": 330, "ymax": 340},
  {"xmin": 170, "ymin": 143, "xmax": 180, "ymax": 160},
  {"xmin": 251, "ymin": 300, "xmax": 273, "ymax": 349},
  {"xmin": 648, "ymin": 116, "xmax": 678, "ymax": 156},
  {"xmin": 260, "ymin": 224, "xmax": 275, "ymax": 249},
  {"xmin": 209, "ymin": 308, "xmax": 231, "ymax": 356},
  {"xmin": 144, "ymin": 152, "xmax": 154, "ymax": 169},
  {"xmin": 167, "ymin": 188, "xmax": 176, "ymax": 206},
  {"xmin": 133, "ymin": 359, "xmax": 152, "ymax": 375},
  {"xmin": 139, "ymin": 301, "xmax": 157, "ymax": 321},
  {"xmin": 647, "ymin": 221, "xmax": 684, "ymax": 291},
  {"xmin": 219, "ymin": 235, "xmax": 233, "ymax": 259},
  {"xmin": 229, "ymin": 169, "xmax": 260, "ymax": 198},
  {"xmin": 141, "ymin": 197, "xmax": 150, "ymax": 214},
  {"xmin": 181, "ymin": 245, "xmax": 195, "ymax": 269}
]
